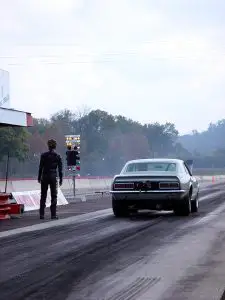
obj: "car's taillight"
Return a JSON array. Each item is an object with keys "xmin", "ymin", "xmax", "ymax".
[
  {"xmin": 159, "ymin": 182, "xmax": 179, "ymax": 189},
  {"xmin": 114, "ymin": 183, "xmax": 134, "ymax": 190}
]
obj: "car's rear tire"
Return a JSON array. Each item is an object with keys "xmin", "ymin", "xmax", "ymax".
[
  {"xmin": 191, "ymin": 193, "xmax": 199, "ymax": 213},
  {"xmin": 112, "ymin": 199, "xmax": 129, "ymax": 217},
  {"xmin": 174, "ymin": 190, "xmax": 192, "ymax": 216}
]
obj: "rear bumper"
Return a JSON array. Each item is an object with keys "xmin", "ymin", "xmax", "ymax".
[{"xmin": 110, "ymin": 189, "xmax": 188, "ymax": 210}]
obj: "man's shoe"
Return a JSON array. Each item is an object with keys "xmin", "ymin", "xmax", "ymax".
[{"xmin": 51, "ymin": 215, "xmax": 58, "ymax": 220}]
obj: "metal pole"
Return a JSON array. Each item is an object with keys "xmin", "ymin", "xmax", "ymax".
[
  {"xmin": 4, "ymin": 151, "xmax": 10, "ymax": 193},
  {"xmin": 72, "ymin": 173, "xmax": 76, "ymax": 197}
]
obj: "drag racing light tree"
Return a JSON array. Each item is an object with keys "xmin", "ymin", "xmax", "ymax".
[
  {"xmin": 66, "ymin": 147, "xmax": 77, "ymax": 167},
  {"xmin": 65, "ymin": 135, "xmax": 81, "ymax": 197},
  {"xmin": 75, "ymin": 145, "xmax": 80, "ymax": 172},
  {"xmin": 65, "ymin": 135, "xmax": 81, "ymax": 172}
]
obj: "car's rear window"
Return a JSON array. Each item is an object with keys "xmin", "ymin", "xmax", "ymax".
[{"xmin": 125, "ymin": 162, "xmax": 177, "ymax": 172}]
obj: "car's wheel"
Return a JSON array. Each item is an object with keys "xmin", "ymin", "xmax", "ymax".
[
  {"xmin": 112, "ymin": 199, "xmax": 129, "ymax": 217},
  {"xmin": 191, "ymin": 192, "xmax": 199, "ymax": 213},
  {"xmin": 174, "ymin": 190, "xmax": 192, "ymax": 216}
]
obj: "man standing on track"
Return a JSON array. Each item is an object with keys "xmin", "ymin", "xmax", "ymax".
[{"xmin": 38, "ymin": 139, "xmax": 63, "ymax": 220}]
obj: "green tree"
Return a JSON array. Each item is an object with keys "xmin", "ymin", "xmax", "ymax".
[
  {"xmin": 51, "ymin": 109, "xmax": 75, "ymax": 135},
  {"xmin": 0, "ymin": 127, "xmax": 30, "ymax": 161},
  {"xmin": 143, "ymin": 122, "xmax": 178, "ymax": 157},
  {"xmin": 28, "ymin": 118, "xmax": 51, "ymax": 135},
  {"xmin": 179, "ymin": 118, "xmax": 225, "ymax": 155}
]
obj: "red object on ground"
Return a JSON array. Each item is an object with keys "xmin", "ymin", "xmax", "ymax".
[
  {"xmin": 0, "ymin": 193, "xmax": 24, "ymax": 220},
  {"xmin": 8, "ymin": 203, "xmax": 24, "ymax": 215},
  {"xmin": 0, "ymin": 193, "xmax": 11, "ymax": 220}
]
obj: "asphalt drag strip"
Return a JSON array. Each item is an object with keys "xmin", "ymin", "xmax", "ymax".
[
  {"xmin": 1, "ymin": 184, "xmax": 225, "ymax": 299},
  {"xmin": 0, "ymin": 182, "xmax": 224, "ymax": 238}
]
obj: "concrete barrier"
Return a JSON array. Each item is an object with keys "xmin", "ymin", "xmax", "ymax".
[{"xmin": 0, "ymin": 175, "xmax": 225, "ymax": 194}]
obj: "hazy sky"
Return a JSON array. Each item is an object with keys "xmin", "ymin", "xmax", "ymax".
[{"xmin": 0, "ymin": 0, "xmax": 225, "ymax": 134}]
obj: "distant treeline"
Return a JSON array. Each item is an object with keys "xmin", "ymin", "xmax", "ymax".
[{"xmin": 1, "ymin": 109, "xmax": 225, "ymax": 178}]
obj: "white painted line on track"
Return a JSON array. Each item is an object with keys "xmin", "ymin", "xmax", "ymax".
[
  {"xmin": 179, "ymin": 201, "xmax": 225, "ymax": 231},
  {"xmin": 0, "ymin": 208, "xmax": 112, "ymax": 239},
  {"xmin": 199, "ymin": 190, "xmax": 225, "ymax": 202},
  {"xmin": 194, "ymin": 201, "xmax": 225, "ymax": 226},
  {"xmin": 179, "ymin": 192, "xmax": 225, "ymax": 229}
]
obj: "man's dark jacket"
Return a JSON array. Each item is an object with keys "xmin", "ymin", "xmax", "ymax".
[{"xmin": 38, "ymin": 150, "xmax": 63, "ymax": 183}]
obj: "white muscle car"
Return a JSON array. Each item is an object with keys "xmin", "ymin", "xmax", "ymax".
[{"xmin": 110, "ymin": 158, "xmax": 199, "ymax": 217}]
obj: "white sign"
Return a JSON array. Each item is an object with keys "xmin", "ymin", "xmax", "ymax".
[
  {"xmin": 0, "ymin": 69, "xmax": 10, "ymax": 108},
  {"xmin": 11, "ymin": 189, "xmax": 68, "ymax": 212},
  {"xmin": 0, "ymin": 108, "xmax": 27, "ymax": 126}
]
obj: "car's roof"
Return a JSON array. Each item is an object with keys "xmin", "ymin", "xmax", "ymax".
[{"xmin": 125, "ymin": 158, "xmax": 183, "ymax": 164}]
